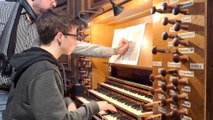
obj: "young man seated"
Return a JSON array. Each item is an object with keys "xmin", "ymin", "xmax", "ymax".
[{"xmin": 3, "ymin": 9, "xmax": 116, "ymax": 120}]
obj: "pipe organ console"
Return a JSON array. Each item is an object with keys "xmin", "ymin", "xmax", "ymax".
[{"xmin": 71, "ymin": 0, "xmax": 213, "ymax": 120}]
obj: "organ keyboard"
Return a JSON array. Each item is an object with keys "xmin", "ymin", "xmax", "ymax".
[
  {"xmin": 99, "ymin": 83, "xmax": 153, "ymax": 103},
  {"xmin": 76, "ymin": 73, "xmax": 153, "ymax": 120},
  {"xmin": 77, "ymin": 96, "xmax": 130, "ymax": 120},
  {"xmin": 88, "ymin": 89, "xmax": 152, "ymax": 119}
]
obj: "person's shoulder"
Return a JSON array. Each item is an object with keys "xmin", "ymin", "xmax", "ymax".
[
  {"xmin": 21, "ymin": 60, "xmax": 60, "ymax": 81},
  {"xmin": 28, "ymin": 60, "xmax": 59, "ymax": 75},
  {"xmin": 0, "ymin": 1, "xmax": 15, "ymax": 7},
  {"xmin": 31, "ymin": 60, "xmax": 57, "ymax": 70},
  {"xmin": 0, "ymin": 1, "xmax": 16, "ymax": 15}
]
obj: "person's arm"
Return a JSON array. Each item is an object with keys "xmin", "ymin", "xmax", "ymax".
[
  {"xmin": 29, "ymin": 70, "xmax": 100, "ymax": 120},
  {"xmin": 67, "ymin": 100, "xmax": 117, "ymax": 112},
  {"xmin": 73, "ymin": 42, "xmax": 111, "ymax": 58},
  {"xmin": 73, "ymin": 38, "xmax": 130, "ymax": 58}
]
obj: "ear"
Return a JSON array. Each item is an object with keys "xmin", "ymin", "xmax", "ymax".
[{"xmin": 55, "ymin": 32, "xmax": 63, "ymax": 46}]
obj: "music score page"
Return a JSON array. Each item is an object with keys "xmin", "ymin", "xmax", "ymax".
[{"xmin": 109, "ymin": 23, "xmax": 146, "ymax": 65}]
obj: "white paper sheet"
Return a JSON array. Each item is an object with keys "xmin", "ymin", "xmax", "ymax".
[{"xmin": 109, "ymin": 23, "xmax": 146, "ymax": 65}]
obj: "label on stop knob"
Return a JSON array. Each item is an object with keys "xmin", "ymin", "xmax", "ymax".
[
  {"xmin": 181, "ymin": 115, "xmax": 192, "ymax": 120},
  {"xmin": 178, "ymin": 48, "xmax": 194, "ymax": 54},
  {"xmin": 179, "ymin": 70, "xmax": 194, "ymax": 77},
  {"xmin": 190, "ymin": 63, "xmax": 204, "ymax": 70},
  {"xmin": 168, "ymin": 62, "xmax": 181, "ymax": 68},
  {"xmin": 153, "ymin": 61, "xmax": 162, "ymax": 67},
  {"xmin": 181, "ymin": 100, "xmax": 191, "ymax": 108},
  {"xmin": 182, "ymin": 85, "xmax": 191, "ymax": 92}
]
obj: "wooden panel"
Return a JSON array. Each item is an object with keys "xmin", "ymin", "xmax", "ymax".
[
  {"xmin": 91, "ymin": 23, "xmax": 114, "ymax": 89},
  {"xmin": 206, "ymin": 0, "xmax": 213, "ymax": 120},
  {"xmin": 139, "ymin": 22, "xmax": 153, "ymax": 67}
]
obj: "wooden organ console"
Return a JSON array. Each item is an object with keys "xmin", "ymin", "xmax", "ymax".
[{"xmin": 73, "ymin": 0, "xmax": 213, "ymax": 120}]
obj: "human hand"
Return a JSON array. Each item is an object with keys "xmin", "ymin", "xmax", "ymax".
[
  {"xmin": 117, "ymin": 38, "xmax": 130, "ymax": 55},
  {"xmin": 68, "ymin": 102, "xmax": 77, "ymax": 111},
  {"xmin": 97, "ymin": 101, "xmax": 117, "ymax": 112}
]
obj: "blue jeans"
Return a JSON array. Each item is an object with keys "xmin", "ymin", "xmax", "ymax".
[{"xmin": 0, "ymin": 92, "xmax": 8, "ymax": 120}]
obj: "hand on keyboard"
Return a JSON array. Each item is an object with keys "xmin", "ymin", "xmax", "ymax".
[{"xmin": 97, "ymin": 101, "xmax": 117, "ymax": 113}]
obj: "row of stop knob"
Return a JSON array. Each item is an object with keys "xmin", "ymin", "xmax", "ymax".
[
  {"xmin": 149, "ymin": 73, "xmax": 188, "ymax": 85},
  {"xmin": 162, "ymin": 17, "xmax": 188, "ymax": 31},
  {"xmin": 152, "ymin": 3, "xmax": 190, "ymax": 62},
  {"xmin": 150, "ymin": 79, "xmax": 187, "ymax": 94},
  {"xmin": 145, "ymin": 90, "xmax": 189, "ymax": 120},
  {"xmin": 151, "ymin": 2, "xmax": 188, "ymax": 15},
  {"xmin": 152, "ymin": 18, "xmax": 189, "ymax": 63},
  {"xmin": 145, "ymin": 71, "xmax": 189, "ymax": 119},
  {"xmin": 145, "ymin": 108, "xmax": 188, "ymax": 120},
  {"xmin": 152, "ymin": 46, "xmax": 189, "ymax": 63},
  {"xmin": 145, "ymin": 92, "xmax": 188, "ymax": 107},
  {"xmin": 161, "ymin": 17, "xmax": 189, "ymax": 47},
  {"xmin": 149, "ymin": 69, "xmax": 189, "ymax": 93},
  {"xmin": 149, "ymin": 2, "xmax": 190, "ymax": 120},
  {"xmin": 162, "ymin": 31, "xmax": 188, "ymax": 47},
  {"xmin": 150, "ymin": 79, "xmax": 188, "ymax": 95}
]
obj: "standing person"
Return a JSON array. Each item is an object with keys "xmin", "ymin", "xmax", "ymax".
[
  {"xmin": 3, "ymin": 9, "xmax": 117, "ymax": 120},
  {"xmin": 0, "ymin": 0, "xmax": 129, "ymax": 88},
  {"xmin": 0, "ymin": 0, "xmax": 129, "ymax": 117}
]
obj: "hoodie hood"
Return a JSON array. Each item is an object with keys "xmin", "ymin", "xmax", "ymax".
[{"xmin": 9, "ymin": 47, "xmax": 58, "ymax": 87}]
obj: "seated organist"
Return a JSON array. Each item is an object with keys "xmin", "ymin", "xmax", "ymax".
[{"xmin": 3, "ymin": 9, "xmax": 117, "ymax": 120}]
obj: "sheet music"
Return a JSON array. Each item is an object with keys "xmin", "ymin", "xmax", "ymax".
[{"xmin": 109, "ymin": 23, "xmax": 146, "ymax": 65}]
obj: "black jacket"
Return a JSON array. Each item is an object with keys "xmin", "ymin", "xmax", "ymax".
[{"xmin": 3, "ymin": 47, "xmax": 99, "ymax": 120}]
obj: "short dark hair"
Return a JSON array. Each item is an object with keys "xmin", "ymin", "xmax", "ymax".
[{"xmin": 35, "ymin": 9, "xmax": 80, "ymax": 45}]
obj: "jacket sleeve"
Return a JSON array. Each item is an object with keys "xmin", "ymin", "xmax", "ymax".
[
  {"xmin": 73, "ymin": 42, "xmax": 111, "ymax": 58},
  {"xmin": 64, "ymin": 97, "xmax": 73, "ymax": 108},
  {"xmin": 28, "ymin": 70, "xmax": 99, "ymax": 120}
]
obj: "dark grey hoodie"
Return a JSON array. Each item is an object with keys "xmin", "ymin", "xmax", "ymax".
[{"xmin": 3, "ymin": 47, "xmax": 99, "ymax": 120}]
